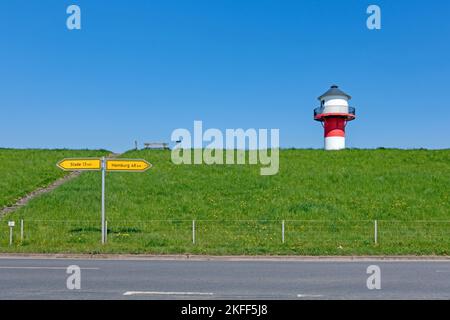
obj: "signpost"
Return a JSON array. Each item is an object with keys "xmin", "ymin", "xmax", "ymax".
[
  {"xmin": 57, "ymin": 157, "xmax": 152, "ymax": 244},
  {"xmin": 8, "ymin": 221, "xmax": 15, "ymax": 246},
  {"xmin": 101, "ymin": 157, "xmax": 106, "ymax": 244}
]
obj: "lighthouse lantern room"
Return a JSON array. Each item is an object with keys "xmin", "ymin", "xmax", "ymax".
[{"xmin": 314, "ymin": 85, "xmax": 356, "ymax": 150}]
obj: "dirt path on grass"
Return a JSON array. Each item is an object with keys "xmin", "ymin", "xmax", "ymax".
[{"xmin": 0, "ymin": 153, "xmax": 121, "ymax": 218}]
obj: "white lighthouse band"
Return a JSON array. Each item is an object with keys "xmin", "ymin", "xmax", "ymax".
[{"xmin": 325, "ymin": 136, "xmax": 346, "ymax": 150}]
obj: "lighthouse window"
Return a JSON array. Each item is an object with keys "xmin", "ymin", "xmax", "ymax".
[{"xmin": 321, "ymin": 100, "xmax": 325, "ymax": 106}]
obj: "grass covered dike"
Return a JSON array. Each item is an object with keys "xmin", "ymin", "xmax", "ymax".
[
  {"xmin": 0, "ymin": 148, "xmax": 110, "ymax": 208},
  {"xmin": 1, "ymin": 148, "xmax": 449, "ymax": 255}
]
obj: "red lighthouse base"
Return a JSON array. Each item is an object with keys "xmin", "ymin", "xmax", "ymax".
[
  {"xmin": 315, "ymin": 114, "xmax": 355, "ymax": 150},
  {"xmin": 324, "ymin": 117, "xmax": 346, "ymax": 138}
]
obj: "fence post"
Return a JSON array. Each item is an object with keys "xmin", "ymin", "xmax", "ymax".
[
  {"xmin": 282, "ymin": 220, "xmax": 285, "ymax": 244},
  {"xmin": 192, "ymin": 220, "xmax": 196, "ymax": 244},
  {"xmin": 20, "ymin": 219, "xmax": 24, "ymax": 241},
  {"xmin": 374, "ymin": 220, "xmax": 378, "ymax": 244}
]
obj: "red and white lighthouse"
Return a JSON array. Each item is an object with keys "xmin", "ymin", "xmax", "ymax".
[{"xmin": 314, "ymin": 85, "xmax": 356, "ymax": 150}]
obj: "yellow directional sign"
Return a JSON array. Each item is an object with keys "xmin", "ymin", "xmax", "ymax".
[
  {"xmin": 106, "ymin": 159, "xmax": 152, "ymax": 172},
  {"xmin": 57, "ymin": 158, "xmax": 101, "ymax": 171}
]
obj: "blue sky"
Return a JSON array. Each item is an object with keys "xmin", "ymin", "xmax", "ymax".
[{"xmin": 1, "ymin": 0, "xmax": 449, "ymax": 152}]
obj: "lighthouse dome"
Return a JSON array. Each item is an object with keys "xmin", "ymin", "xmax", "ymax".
[
  {"xmin": 317, "ymin": 85, "xmax": 352, "ymax": 115},
  {"xmin": 318, "ymin": 85, "xmax": 352, "ymax": 101}
]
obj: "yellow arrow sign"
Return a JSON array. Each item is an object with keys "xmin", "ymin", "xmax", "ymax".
[
  {"xmin": 57, "ymin": 158, "xmax": 102, "ymax": 171},
  {"xmin": 106, "ymin": 159, "xmax": 152, "ymax": 172}
]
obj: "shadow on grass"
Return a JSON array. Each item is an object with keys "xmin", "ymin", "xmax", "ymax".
[{"xmin": 70, "ymin": 227, "xmax": 142, "ymax": 234}]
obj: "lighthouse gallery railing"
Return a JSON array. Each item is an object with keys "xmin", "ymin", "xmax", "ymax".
[{"xmin": 314, "ymin": 106, "xmax": 356, "ymax": 117}]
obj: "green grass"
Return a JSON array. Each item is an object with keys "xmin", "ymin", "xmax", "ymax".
[
  {"xmin": 0, "ymin": 148, "xmax": 110, "ymax": 208},
  {"xmin": 1, "ymin": 149, "xmax": 449, "ymax": 255}
]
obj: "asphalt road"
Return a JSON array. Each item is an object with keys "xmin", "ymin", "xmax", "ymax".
[{"xmin": 0, "ymin": 257, "xmax": 449, "ymax": 299}]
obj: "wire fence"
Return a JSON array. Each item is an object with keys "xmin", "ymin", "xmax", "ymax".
[{"xmin": 1, "ymin": 219, "xmax": 449, "ymax": 251}]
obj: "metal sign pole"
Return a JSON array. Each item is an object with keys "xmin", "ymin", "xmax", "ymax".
[
  {"xmin": 8, "ymin": 221, "xmax": 15, "ymax": 246},
  {"xmin": 101, "ymin": 157, "xmax": 106, "ymax": 244}
]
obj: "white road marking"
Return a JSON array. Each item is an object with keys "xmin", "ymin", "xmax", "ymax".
[
  {"xmin": 0, "ymin": 266, "xmax": 99, "ymax": 270},
  {"xmin": 123, "ymin": 291, "xmax": 214, "ymax": 296},
  {"xmin": 436, "ymin": 270, "xmax": 450, "ymax": 273},
  {"xmin": 297, "ymin": 294, "xmax": 324, "ymax": 298}
]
